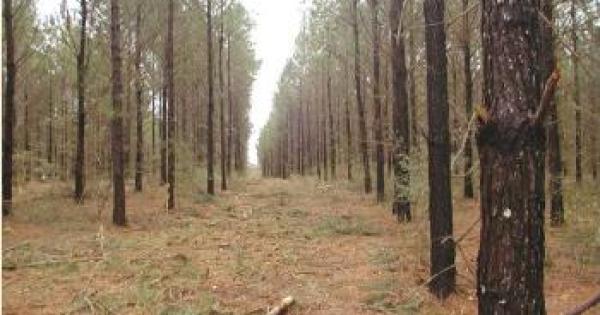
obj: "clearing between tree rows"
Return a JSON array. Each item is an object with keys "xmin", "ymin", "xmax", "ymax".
[{"xmin": 2, "ymin": 172, "xmax": 599, "ymax": 314}]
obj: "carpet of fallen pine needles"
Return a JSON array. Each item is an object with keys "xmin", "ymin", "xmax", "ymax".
[{"xmin": 2, "ymin": 170, "xmax": 600, "ymax": 314}]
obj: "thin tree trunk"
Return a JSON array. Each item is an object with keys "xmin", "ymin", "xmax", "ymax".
[
  {"xmin": 167, "ymin": 0, "xmax": 175, "ymax": 208},
  {"xmin": 75, "ymin": 0, "xmax": 88, "ymax": 201},
  {"xmin": 134, "ymin": 2, "xmax": 144, "ymax": 192},
  {"xmin": 48, "ymin": 80, "xmax": 54, "ymax": 165},
  {"xmin": 3, "ymin": 0, "xmax": 15, "ymax": 216},
  {"xmin": 206, "ymin": 0, "xmax": 215, "ymax": 195},
  {"xmin": 461, "ymin": 0, "xmax": 474, "ymax": 199},
  {"xmin": 161, "ymin": 81, "xmax": 167, "ymax": 185},
  {"xmin": 345, "ymin": 53, "xmax": 353, "ymax": 181},
  {"xmin": 227, "ymin": 34, "xmax": 233, "ymax": 175},
  {"xmin": 390, "ymin": 0, "xmax": 411, "ymax": 221},
  {"xmin": 327, "ymin": 49, "xmax": 336, "ymax": 180},
  {"xmin": 424, "ymin": 0, "xmax": 455, "ymax": 298},
  {"xmin": 152, "ymin": 89, "xmax": 155, "ymax": 162},
  {"xmin": 353, "ymin": 0, "xmax": 372, "ymax": 193},
  {"xmin": 24, "ymin": 91, "xmax": 31, "ymax": 182},
  {"xmin": 219, "ymin": 0, "xmax": 227, "ymax": 190},
  {"xmin": 370, "ymin": 0, "xmax": 384, "ymax": 202},
  {"xmin": 110, "ymin": 0, "xmax": 127, "ymax": 226},
  {"xmin": 322, "ymin": 66, "xmax": 328, "ymax": 181},
  {"xmin": 408, "ymin": 0, "xmax": 418, "ymax": 152},
  {"xmin": 572, "ymin": 0, "xmax": 582, "ymax": 184},
  {"xmin": 541, "ymin": 0, "xmax": 565, "ymax": 226},
  {"xmin": 477, "ymin": 0, "xmax": 548, "ymax": 312}
]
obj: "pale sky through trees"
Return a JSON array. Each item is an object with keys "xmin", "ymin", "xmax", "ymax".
[{"xmin": 36, "ymin": 0, "xmax": 306, "ymax": 166}]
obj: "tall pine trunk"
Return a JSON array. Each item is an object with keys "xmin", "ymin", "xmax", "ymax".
[
  {"xmin": 134, "ymin": 2, "xmax": 144, "ymax": 192},
  {"xmin": 206, "ymin": 0, "xmax": 215, "ymax": 195},
  {"xmin": 219, "ymin": 1, "xmax": 227, "ymax": 190},
  {"xmin": 461, "ymin": 0, "xmax": 474, "ymax": 199},
  {"xmin": 344, "ymin": 53, "xmax": 353, "ymax": 181},
  {"xmin": 408, "ymin": 0, "xmax": 418, "ymax": 152},
  {"xmin": 110, "ymin": 0, "xmax": 127, "ymax": 226},
  {"xmin": 327, "ymin": 50, "xmax": 336, "ymax": 180},
  {"xmin": 75, "ymin": 0, "xmax": 88, "ymax": 201},
  {"xmin": 572, "ymin": 0, "xmax": 582, "ymax": 184},
  {"xmin": 353, "ymin": 0, "xmax": 372, "ymax": 193},
  {"xmin": 3, "ymin": 0, "xmax": 16, "ymax": 216},
  {"xmin": 477, "ymin": 0, "xmax": 548, "ymax": 312},
  {"xmin": 390, "ymin": 0, "xmax": 411, "ymax": 221},
  {"xmin": 167, "ymin": 0, "xmax": 175, "ymax": 208},
  {"xmin": 424, "ymin": 0, "xmax": 455, "ymax": 298},
  {"xmin": 161, "ymin": 81, "xmax": 167, "ymax": 184},
  {"xmin": 370, "ymin": 0, "xmax": 384, "ymax": 202},
  {"xmin": 227, "ymin": 34, "xmax": 233, "ymax": 175}
]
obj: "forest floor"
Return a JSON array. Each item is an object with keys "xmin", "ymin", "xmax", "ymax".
[{"xmin": 2, "ymin": 170, "xmax": 600, "ymax": 314}]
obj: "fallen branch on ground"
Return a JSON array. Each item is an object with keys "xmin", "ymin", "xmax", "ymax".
[
  {"xmin": 266, "ymin": 296, "xmax": 295, "ymax": 315},
  {"xmin": 564, "ymin": 291, "xmax": 600, "ymax": 315}
]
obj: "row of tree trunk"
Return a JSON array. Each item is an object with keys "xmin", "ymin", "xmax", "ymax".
[{"xmin": 257, "ymin": 0, "xmax": 581, "ymax": 312}]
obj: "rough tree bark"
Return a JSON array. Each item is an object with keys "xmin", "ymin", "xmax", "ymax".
[
  {"xmin": 110, "ymin": 0, "xmax": 127, "ymax": 226},
  {"xmin": 75, "ymin": 0, "xmax": 88, "ymax": 201},
  {"xmin": 353, "ymin": 0, "xmax": 372, "ymax": 193},
  {"xmin": 390, "ymin": 0, "xmax": 411, "ymax": 221},
  {"xmin": 3, "ymin": 0, "xmax": 16, "ymax": 216},
  {"xmin": 477, "ymin": 0, "xmax": 550, "ymax": 313},
  {"xmin": 424, "ymin": 0, "xmax": 455, "ymax": 298},
  {"xmin": 370, "ymin": 0, "xmax": 384, "ymax": 202}
]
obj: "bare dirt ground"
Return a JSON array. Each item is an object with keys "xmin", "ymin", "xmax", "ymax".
[{"xmin": 3, "ymin": 171, "xmax": 600, "ymax": 314}]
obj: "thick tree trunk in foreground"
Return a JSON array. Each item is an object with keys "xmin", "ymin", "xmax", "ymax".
[
  {"xmin": 477, "ymin": 0, "xmax": 547, "ymax": 313},
  {"xmin": 390, "ymin": 0, "xmax": 411, "ymax": 221},
  {"xmin": 424, "ymin": 0, "xmax": 455, "ymax": 299},
  {"xmin": 353, "ymin": 0, "xmax": 372, "ymax": 194},
  {"xmin": 3, "ymin": 0, "xmax": 16, "ymax": 216},
  {"xmin": 75, "ymin": 0, "xmax": 88, "ymax": 201},
  {"xmin": 167, "ymin": 0, "xmax": 175, "ymax": 209},
  {"xmin": 134, "ymin": 2, "xmax": 144, "ymax": 192},
  {"xmin": 371, "ymin": 0, "xmax": 384, "ymax": 202},
  {"xmin": 540, "ymin": 0, "xmax": 564, "ymax": 226},
  {"xmin": 461, "ymin": 0, "xmax": 474, "ymax": 199},
  {"xmin": 206, "ymin": 0, "xmax": 215, "ymax": 195},
  {"xmin": 110, "ymin": 0, "xmax": 127, "ymax": 226}
]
